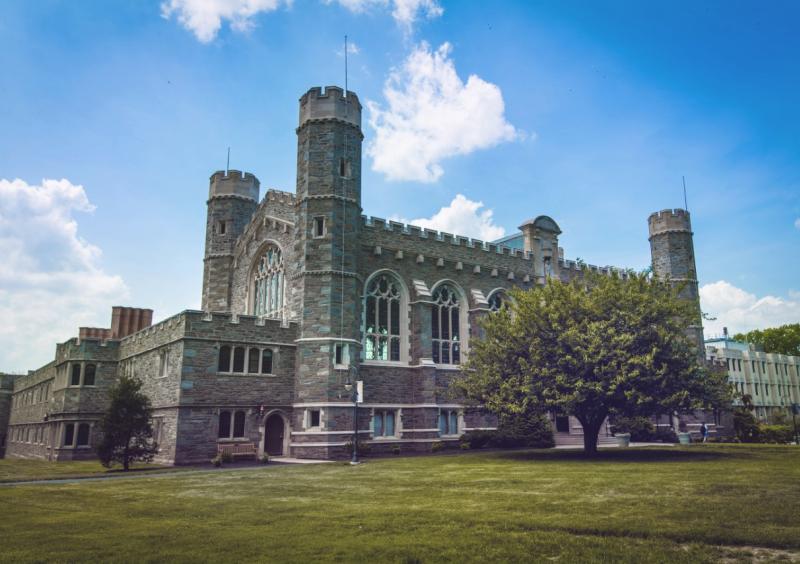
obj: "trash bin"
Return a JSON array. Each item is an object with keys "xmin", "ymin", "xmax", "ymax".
[
  {"xmin": 615, "ymin": 433, "xmax": 631, "ymax": 447},
  {"xmin": 678, "ymin": 432, "xmax": 691, "ymax": 445}
]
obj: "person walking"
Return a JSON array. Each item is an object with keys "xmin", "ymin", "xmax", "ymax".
[{"xmin": 700, "ymin": 422, "xmax": 709, "ymax": 443}]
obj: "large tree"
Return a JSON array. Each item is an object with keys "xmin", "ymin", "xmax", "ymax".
[
  {"xmin": 457, "ymin": 271, "xmax": 730, "ymax": 455},
  {"xmin": 96, "ymin": 375, "xmax": 158, "ymax": 470},
  {"xmin": 733, "ymin": 324, "xmax": 800, "ymax": 356}
]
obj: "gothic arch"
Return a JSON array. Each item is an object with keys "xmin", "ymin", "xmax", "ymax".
[
  {"xmin": 247, "ymin": 240, "xmax": 286, "ymax": 320},
  {"xmin": 362, "ymin": 269, "xmax": 410, "ymax": 363},
  {"xmin": 429, "ymin": 279, "xmax": 470, "ymax": 365}
]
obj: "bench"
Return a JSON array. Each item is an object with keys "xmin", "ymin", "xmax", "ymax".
[{"xmin": 217, "ymin": 442, "xmax": 257, "ymax": 460}]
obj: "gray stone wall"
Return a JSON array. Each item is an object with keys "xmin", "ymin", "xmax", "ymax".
[{"xmin": 0, "ymin": 373, "xmax": 17, "ymax": 456}]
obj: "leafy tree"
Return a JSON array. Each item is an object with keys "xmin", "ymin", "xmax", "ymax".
[
  {"xmin": 733, "ymin": 324, "xmax": 800, "ymax": 356},
  {"xmin": 457, "ymin": 271, "xmax": 731, "ymax": 455},
  {"xmin": 96, "ymin": 375, "xmax": 157, "ymax": 470}
]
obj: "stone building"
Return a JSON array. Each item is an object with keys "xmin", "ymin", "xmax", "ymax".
[{"xmin": 3, "ymin": 85, "xmax": 701, "ymax": 462}]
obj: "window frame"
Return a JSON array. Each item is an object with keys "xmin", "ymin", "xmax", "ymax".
[
  {"xmin": 430, "ymin": 282, "xmax": 468, "ymax": 367},
  {"xmin": 362, "ymin": 270, "xmax": 409, "ymax": 365}
]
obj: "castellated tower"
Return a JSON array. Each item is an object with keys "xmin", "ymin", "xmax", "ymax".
[
  {"xmin": 293, "ymin": 86, "xmax": 363, "ymax": 449},
  {"xmin": 648, "ymin": 209, "xmax": 705, "ymax": 357},
  {"xmin": 202, "ymin": 170, "xmax": 260, "ymax": 312}
]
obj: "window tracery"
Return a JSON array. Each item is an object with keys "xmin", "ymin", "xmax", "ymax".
[
  {"xmin": 432, "ymin": 284, "xmax": 462, "ymax": 365},
  {"xmin": 364, "ymin": 273, "xmax": 403, "ymax": 361},
  {"xmin": 253, "ymin": 246, "xmax": 285, "ymax": 319}
]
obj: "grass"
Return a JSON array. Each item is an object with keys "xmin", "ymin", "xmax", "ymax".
[
  {"xmin": 0, "ymin": 458, "xmax": 183, "ymax": 483},
  {"xmin": 1, "ymin": 445, "xmax": 799, "ymax": 562}
]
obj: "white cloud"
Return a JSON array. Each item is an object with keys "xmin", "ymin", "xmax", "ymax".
[
  {"xmin": 337, "ymin": 40, "xmax": 360, "ymax": 57},
  {"xmin": 700, "ymin": 280, "xmax": 800, "ymax": 338},
  {"xmin": 0, "ymin": 179, "xmax": 129, "ymax": 372},
  {"xmin": 160, "ymin": 0, "xmax": 287, "ymax": 43},
  {"xmin": 331, "ymin": 0, "xmax": 443, "ymax": 31},
  {"xmin": 391, "ymin": 194, "xmax": 506, "ymax": 241},
  {"xmin": 367, "ymin": 42, "xmax": 520, "ymax": 183}
]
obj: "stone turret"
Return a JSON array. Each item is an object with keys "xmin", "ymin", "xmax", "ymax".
[
  {"xmin": 202, "ymin": 170, "xmax": 260, "ymax": 312},
  {"xmin": 648, "ymin": 208, "xmax": 704, "ymax": 357},
  {"xmin": 293, "ymin": 86, "xmax": 364, "ymax": 458},
  {"xmin": 519, "ymin": 215, "xmax": 561, "ymax": 281}
]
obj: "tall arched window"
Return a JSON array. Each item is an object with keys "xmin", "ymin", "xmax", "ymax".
[
  {"xmin": 253, "ymin": 246, "xmax": 285, "ymax": 319},
  {"xmin": 364, "ymin": 273, "xmax": 403, "ymax": 361},
  {"xmin": 432, "ymin": 284, "xmax": 462, "ymax": 365}
]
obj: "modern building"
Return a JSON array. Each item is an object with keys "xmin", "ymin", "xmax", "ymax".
[
  {"xmin": 706, "ymin": 334, "xmax": 800, "ymax": 421},
  {"xmin": 3, "ymin": 85, "xmax": 700, "ymax": 463}
]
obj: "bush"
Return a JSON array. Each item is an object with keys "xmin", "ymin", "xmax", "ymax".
[
  {"xmin": 610, "ymin": 417, "xmax": 655, "ymax": 441},
  {"xmin": 460, "ymin": 430, "xmax": 494, "ymax": 450},
  {"xmin": 431, "ymin": 441, "xmax": 444, "ymax": 453},
  {"xmin": 260, "ymin": 454, "xmax": 270, "ymax": 464},
  {"xmin": 211, "ymin": 455, "xmax": 223, "ymax": 467},
  {"xmin": 758, "ymin": 425, "xmax": 794, "ymax": 444},
  {"xmin": 494, "ymin": 413, "xmax": 555, "ymax": 448},
  {"xmin": 459, "ymin": 442, "xmax": 471, "ymax": 450},
  {"xmin": 220, "ymin": 451, "xmax": 233, "ymax": 464},
  {"xmin": 734, "ymin": 408, "xmax": 760, "ymax": 443},
  {"xmin": 392, "ymin": 446, "xmax": 401, "ymax": 456},
  {"xmin": 345, "ymin": 440, "xmax": 371, "ymax": 456}
]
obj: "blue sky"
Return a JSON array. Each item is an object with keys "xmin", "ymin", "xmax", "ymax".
[{"xmin": 1, "ymin": 0, "xmax": 798, "ymax": 370}]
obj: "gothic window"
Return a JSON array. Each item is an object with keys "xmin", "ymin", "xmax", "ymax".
[
  {"xmin": 431, "ymin": 284, "xmax": 462, "ymax": 365},
  {"xmin": 218, "ymin": 411, "xmax": 231, "ymax": 439},
  {"xmin": 64, "ymin": 423, "xmax": 75, "ymax": 447},
  {"xmin": 218, "ymin": 345, "xmax": 231, "ymax": 372},
  {"xmin": 84, "ymin": 364, "xmax": 96, "ymax": 386},
  {"xmin": 248, "ymin": 348, "xmax": 260, "ymax": 374},
  {"xmin": 232, "ymin": 347, "xmax": 245, "ymax": 373},
  {"xmin": 261, "ymin": 349, "xmax": 273, "ymax": 374},
  {"xmin": 364, "ymin": 273, "xmax": 403, "ymax": 362},
  {"xmin": 76, "ymin": 423, "xmax": 90, "ymax": 446},
  {"xmin": 488, "ymin": 290, "xmax": 507, "ymax": 312},
  {"xmin": 253, "ymin": 246, "xmax": 285, "ymax": 319},
  {"xmin": 70, "ymin": 364, "xmax": 81, "ymax": 386},
  {"xmin": 233, "ymin": 411, "xmax": 246, "ymax": 438}
]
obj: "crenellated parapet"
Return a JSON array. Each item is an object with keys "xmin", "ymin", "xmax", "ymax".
[
  {"xmin": 298, "ymin": 86, "xmax": 361, "ymax": 131},
  {"xmin": 648, "ymin": 208, "xmax": 692, "ymax": 239},
  {"xmin": 208, "ymin": 170, "xmax": 260, "ymax": 202}
]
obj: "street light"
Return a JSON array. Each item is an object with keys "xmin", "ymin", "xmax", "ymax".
[{"xmin": 344, "ymin": 365, "xmax": 360, "ymax": 464}]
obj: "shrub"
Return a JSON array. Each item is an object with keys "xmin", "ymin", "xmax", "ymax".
[
  {"xmin": 220, "ymin": 451, "xmax": 233, "ymax": 464},
  {"xmin": 431, "ymin": 441, "xmax": 444, "ymax": 453},
  {"xmin": 610, "ymin": 417, "xmax": 655, "ymax": 441},
  {"xmin": 461, "ymin": 430, "xmax": 494, "ymax": 450},
  {"xmin": 733, "ymin": 408, "xmax": 760, "ymax": 443},
  {"xmin": 494, "ymin": 413, "xmax": 555, "ymax": 448},
  {"xmin": 758, "ymin": 425, "xmax": 794, "ymax": 444},
  {"xmin": 653, "ymin": 427, "xmax": 678, "ymax": 443},
  {"xmin": 392, "ymin": 446, "xmax": 401, "ymax": 455},
  {"xmin": 211, "ymin": 455, "xmax": 223, "ymax": 467},
  {"xmin": 459, "ymin": 442, "xmax": 471, "ymax": 451},
  {"xmin": 260, "ymin": 454, "xmax": 270, "ymax": 464}
]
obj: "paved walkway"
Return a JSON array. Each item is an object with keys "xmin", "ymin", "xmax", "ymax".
[
  {"xmin": 554, "ymin": 442, "xmax": 675, "ymax": 449},
  {"xmin": 0, "ymin": 457, "xmax": 332, "ymax": 487}
]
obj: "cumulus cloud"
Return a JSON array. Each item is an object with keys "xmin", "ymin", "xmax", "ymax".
[
  {"xmin": 391, "ymin": 194, "xmax": 506, "ymax": 240},
  {"xmin": 699, "ymin": 280, "xmax": 800, "ymax": 338},
  {"xmin": 160, "ymin": 0, "xmax": 287, "ymax": 43},
  {"xmin": 0, "ymin": 179, "xmax": 128, "ymax": 371},
  {"xmin": 331, "ymin": 0, "xmax": 443, "ymax": 31},
  {"xmin": 367, "ymin": 42, "xmax": 519, "ymax": 183},
  {"xmin": 163, "ymin": 0, "xmax": 441, "ymax": 42}
]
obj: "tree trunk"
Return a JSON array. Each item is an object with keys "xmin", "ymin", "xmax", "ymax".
[{"xmin": 578, "ymin": 416, "xmax": 604, "ymax": 457}]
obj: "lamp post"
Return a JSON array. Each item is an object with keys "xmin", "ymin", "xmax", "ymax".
[{"xmin": 344, "ymin": 365, "xmax": 359, "ymax": 464}]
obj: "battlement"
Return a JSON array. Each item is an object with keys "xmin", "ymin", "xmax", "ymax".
[
  {"xmin": 266, "ymin": 189, "xmax": 296, "ymax": 205},
  {"xmin": 648, "ymin": 208, "xmax": 692, "ymax": 236},
  {"xmin": 362, "ymin": 215, "xmax": 529, "ymax": 259},
  {"xmin": 209, "ymin": 170, "xmax": 260, "ymax": 201},
  {"xmin": 299, "ymin": 86, "xmax": 361, "ymax": 129}
]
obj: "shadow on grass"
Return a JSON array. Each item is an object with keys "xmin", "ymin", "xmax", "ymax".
[{"xmin": 491, "ymin": 446, "xmax": 748, "ymax": 464}]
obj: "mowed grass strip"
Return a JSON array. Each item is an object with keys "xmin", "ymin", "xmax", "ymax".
[
  {"xmin": 1, "ymin": 445, "xmax": 799, "ymax": 563},
  {"xmin": 0, "ymin": 458, "xmax": 184, "ymax": 483}
]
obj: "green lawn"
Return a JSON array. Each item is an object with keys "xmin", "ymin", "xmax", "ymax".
[
  {"xmin": 1, "ymin": 445, "xmax": 799, "ymax": 563},
  {"xmin": 0, "ymin": 458, "xmax": 182, "ymax": 483}
]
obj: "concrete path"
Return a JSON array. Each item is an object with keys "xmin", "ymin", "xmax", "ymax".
[{"xmin": 554, "ymin": 442, "xmax": 676, "ymax": 449}]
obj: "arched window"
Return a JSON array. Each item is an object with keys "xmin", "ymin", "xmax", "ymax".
[
  {"xmin": 261, "ymin": 349, "xmax": 273, "ymax": 374},
  {"xmin": 364, "ymin": 273, "xmax": 403, "ymax": 361},
  {"xmin": 84, "ymin": 364, "xmax": 96, "ymax": 386},
  {"xmin": 218, "ymin": 345, "xmax": 231, "ymax": 372},
  {"xmin": 233, "ymin": 411, "xmax": 246, "ymax": 438},
  {"xmin": 488, "ymin": 291, "xmax": 507, "ymax": 312},
  {"xmin": 232, "ymin": 347, "xmax": 245, "ymax": 373},
  {"xmin": 63, "ymin": 423, "xmax": 75, "ymax": 447},
  {"xmin": 76, "ymin": 423, "xmax": 90, "ymax": 446},
  {"xmin": 218, "ymin": 411, "xmax": 231, "ymax": 439},
  {"xmin": 432, "ymin": 284, "xmax": 462, "ymax": 365},
  {"xmin": 253, "ymin": 246, "xmax": 285, "ymax": 319},
  {"xmin": 248, "ymin": 348, "xmax": 260, "ymax": 373}
]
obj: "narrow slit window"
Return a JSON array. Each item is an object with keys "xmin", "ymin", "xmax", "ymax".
[
  {"xmin": 261, "ymin": 349, "xmax": 273, "ymax": 374},
  {"xmin": 313, "ymin": 217, "xmax": 325, "ymax": 238},
  {"xmin": 218, "ymin": 345, "xmax": 231, "ymax": 372}
]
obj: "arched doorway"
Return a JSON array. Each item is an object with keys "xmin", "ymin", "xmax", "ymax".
[{"xmin": 264, "ymin": 413, "xmax": 286, "ymax": 456}]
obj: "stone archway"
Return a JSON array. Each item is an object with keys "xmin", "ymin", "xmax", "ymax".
[{"xmin": 264, "ymin": 413, "xmax": 287, "ymax": 456}]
